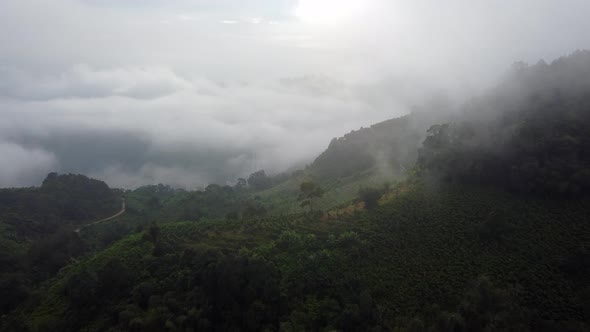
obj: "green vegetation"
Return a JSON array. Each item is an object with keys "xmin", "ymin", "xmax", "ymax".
[
  {"xmin": 0, "ymin": 173, "xmax": 119, "ymax": 240},
  {"xmin": 298, "ymin": 181, "xmax": 324, "ymax": 213},
  {"xmin": 311, "ymin": 111, "xmax": 440, "ymax": 180},
  {"xmin": 4, "ymin": 181, "xmax": 588, "ymax": 331},
  {"xmin": 2, "ymin": 51, "xmax": 590, "ymax": 331},
  {"xmin": 418, "ymin": 50, "xmax": 590, "ymax": 196},
  {"xmin": 0, "ymin": 173, "xmax": 120, "ymax": 316}
]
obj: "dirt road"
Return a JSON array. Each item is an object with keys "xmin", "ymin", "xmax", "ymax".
[{"xmin": 75, "ymin": 199, "xmax": 126, "ymax": 233}]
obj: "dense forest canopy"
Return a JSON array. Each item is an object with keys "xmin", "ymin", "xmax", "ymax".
[
  {"xmin": 419, "ymin": 51, "xmax": 590, "ymax": 196},
  {"xmin": 0, "ymin": 173, "xmax": 119, "ymax": 239}
]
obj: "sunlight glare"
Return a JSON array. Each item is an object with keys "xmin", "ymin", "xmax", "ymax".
[{"xmin": 295, "ymin": 0, "xmax": 367, "ymax": 25}]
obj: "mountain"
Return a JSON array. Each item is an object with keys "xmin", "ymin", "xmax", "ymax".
[
  {"xmin": 418, "ymin": 50, "xmax": 590, "ymax": 196},
  {"xmin": 311, "ymin": 112, "xmax": 427, "ymax": 179},
  {"xmin": 253, "ymin": 107, "xmax": 452, "ymax": 215},
  {"xmin": 0, "ymin": 173, "xmax": 119, "ymax": 237},
  {"xmin": 2, "ymin": 51, "xmax": 590, "ymax": 331},
  {"xmin": 0, "ymin": 173, "xmax": 120, "ymax": 315}
]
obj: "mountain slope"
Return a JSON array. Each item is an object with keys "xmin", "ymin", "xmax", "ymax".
[
  {"xmin": 419, "ymin": 50, "xmax": 590, "ymax": 196},
  {"xmin": 255, "ymin": 110, "xmax": 448, "ymax": 215},
  {"xmin": 9, "ymin": 181, "xmax": 589, "ymax": 331},
  {"xmin": 3, "ymin": 51, "xmax": 590, "ymax": 331},
  {"xmin": 0, "ymin": 173, "xmax": 120, "ymax": 315}
]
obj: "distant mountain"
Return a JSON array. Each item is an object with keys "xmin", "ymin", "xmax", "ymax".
[
  {"xmin": 0, "ymin": 173, "xmax": 119, "ymax": 240},
  {"xmin": 310, "ymin": 112, "xmax": 432, "ymax": 179},
  {"xmin": 0, "ymin": 173, "xmax": 120, "ymax": 314}
]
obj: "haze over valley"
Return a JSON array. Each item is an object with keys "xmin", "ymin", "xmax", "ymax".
[
  {"xmin": 2, "ymin": 0, "xmax": 589, "ymax": 188},
  {"xmin": 1, "ymin": 1, "xmax": 590, "ymax": 331}
]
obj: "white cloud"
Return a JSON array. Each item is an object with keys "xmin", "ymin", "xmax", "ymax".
[
  {"xmin": 0, "ymin": 65, "xmax": 191, "ymax": 100},
  {"xmin": 0, "ymin": 0, "xmax": 589, "ymax": 188},
  {"xmin": 89, "ymin": 163, "xmax": 211, "ymax": 190},
  {"xmin": 0, "ymin": 65, "xmax": 411, "ymax": 188},
  {"xmin": 0, "ymin": 142, "xmax": 57, "ymax": 187}
]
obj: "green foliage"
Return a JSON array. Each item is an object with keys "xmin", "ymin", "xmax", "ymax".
[
  {"xmin": 358, "ymin": 187, "xmax": 384, "ymax": 209},
  {"xmin": 418, "ymin": 51, "xmax": 590, "ymax": 196},
  {"xmin": 297, "ymin": 181, "xmax": 324, "ymax": 212},
  {"xmin": 28, "ymin": 229, "xmax": 87, "ymax": 280},
  {"xmin": 0, "ymin": 272, "xmax": 29, "ymax": 314},
  {"xmin": 310, "ymin": 112, "xmax": 437, "ymax": 179},
  {"xmin": 0, "ymin": 173, "xmax": 120, "ymax": 315},
  {"xmin": 242, "ymin": 202, "xmax": 268, "ymax": 219},
  {"xmin": 247, "ymin": 170, "xmax": 273, "ymax": 191},
  {"xmin": 408, "ymin": 276, "xmax": 528, "ymax": 331},
  {"xmin": 0, "ymin": 173, "xmax": 119, "ymax": 240},
  {"xmin": 5, "ymin": 181, "xmax": 590, "ymax": 331},
  {"xmin": 3, "ymin": 51, "xmax": 590, "ymax": 331}
]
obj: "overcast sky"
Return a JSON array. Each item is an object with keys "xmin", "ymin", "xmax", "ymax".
[{"xmin": 1, "ymin": 0, "xmax": 589, "ymax": 188}]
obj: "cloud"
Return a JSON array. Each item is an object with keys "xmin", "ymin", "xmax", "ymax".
[
  {"xmin": 0, "ymin": 142, "xmax": 57, "ymax": 188},
  {"xmin": 88, "ymin": 163, "xmax": 211, "ymax": 190},
  {"xmin": 0, "ymin": 65, "xmax": 412, "ymax": 188},
  {"xmin": 0, "ymin": 0, "xmax": 589, "ymax": 188},
  {"xmin": 0, "ymin": 65, "xmax": 191, "ymax": 100}
]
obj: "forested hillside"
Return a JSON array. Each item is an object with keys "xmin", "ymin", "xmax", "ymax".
[
  {"xmin": 311, "ymin": 112, "xmax": 431, "ymax": 179},
  {"xmin": 5, "ymin": 181, "xmax": 589, "ymax": 331},
  {"xmin": 0, "ymin": 173, "xmax": 120, "ymax": 315},
  {"xmin": 253, "ymin": 109, "xmax": 450, "ymax": 215},
  {"xmin": 1, "ymin": 51, "xmax": 590, "ymax": 331},
  {"xmin": 419, "ymin": 50, "xmax": 590, "ymax": 195},
  {"xmin": 0, "ymin": 173, "xmax": 119, "ymax": 239}
]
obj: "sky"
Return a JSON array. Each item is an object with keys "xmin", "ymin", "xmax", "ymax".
[{"xmin": 1, "ymin": 0, "xmax": 589, "ymax": 188}]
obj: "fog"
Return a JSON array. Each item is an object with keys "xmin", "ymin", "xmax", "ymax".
[{"xmin": 1, "ymin": 0, "xmax": 589, "ymax": 188}]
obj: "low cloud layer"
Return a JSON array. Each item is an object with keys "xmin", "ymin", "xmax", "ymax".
[
  {"xmin": 0, "ymin": 142, "xmax": 57, "ymax": 187},
  {"xmin": 0, "ymin": 0, "xmax": 589, "ymax": 188},
  {"xmin": 0, "ymin": 66, "xmax": 411, "ymax": 188}
]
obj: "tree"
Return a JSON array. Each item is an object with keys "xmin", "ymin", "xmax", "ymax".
[
  {"xmin": 143, "ymin": 224, "xmax": 162, "ymax": 256},
  {"xmin": 247, "ymin": 170, "xmax": 272, "ymax": 191},
  {"xmin": 359, "ymin": 188, "xmax": 383, "ymax": 210},
  {"xmin": 235, "ymin": 178, "xmax": 247, "ymax": 190},
  {"xmin": 298, "ymin": 182, "xmax": 324, "ymax": 213},
  {"xmin": 457, "ymin": 276, "xmax": 525, "ymax": 331},
  {"xmin": 225, "ymin": 211, "xmax": 239, "ymax": 220},
  {"xmin": 97, "ymin": 258, "xmax": 134, "ymax": 297},
  {"xmin": 147, "ymin": 224, "xmax": 160, "ymax": 245},
  {"xmin": 242, "ymin": 203, "xmax": 267, "ymax": 219},
  {"xmin": 63, "ymin": 269, "xmax": 98, "ymax": 308},
  {"xmin": 147, "ymin": 196, "xmax": 161, "ymax": 209}
]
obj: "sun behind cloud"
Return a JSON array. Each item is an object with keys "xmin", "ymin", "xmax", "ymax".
[{"xmin": 294, "ymin": 0, "xmax": 367, "ymax": 25}]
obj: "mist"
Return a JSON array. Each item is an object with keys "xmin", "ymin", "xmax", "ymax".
[{"xmin": 1, "ymin": 0, "xmax": 589, "ymax": 188}]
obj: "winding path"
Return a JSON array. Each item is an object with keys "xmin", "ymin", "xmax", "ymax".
[{"xmin": 75, "ymin": 199, "xmax": 126, "ymax": 233}]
